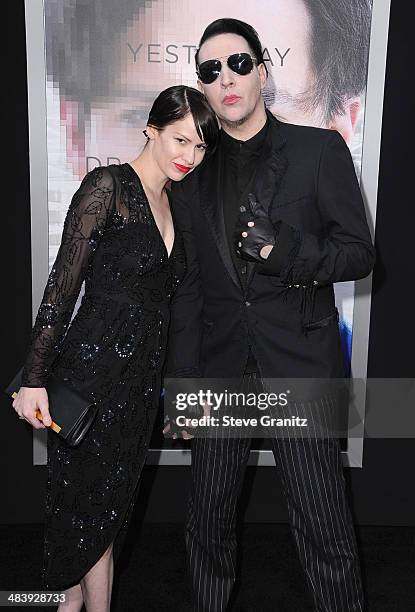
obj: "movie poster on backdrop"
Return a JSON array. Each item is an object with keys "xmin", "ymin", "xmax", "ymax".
[{"xmin": 25, "ymin": 0, "xmax": 390, "ymax": 466}]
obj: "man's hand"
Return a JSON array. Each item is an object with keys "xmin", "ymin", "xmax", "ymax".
[{"xmin": 234, "ymin": 193, "xmax": 278, "ymax": 263}]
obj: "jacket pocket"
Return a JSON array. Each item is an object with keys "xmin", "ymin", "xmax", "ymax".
[{"xmin": 303, "ymin": 308, "xmax": 339, "ymax": 332}]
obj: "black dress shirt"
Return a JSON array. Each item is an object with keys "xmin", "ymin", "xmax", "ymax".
[{"xmin": 220, "ymin": 119, "xmax": 269, "ymax": 373}]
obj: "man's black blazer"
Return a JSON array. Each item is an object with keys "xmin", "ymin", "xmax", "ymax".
[{"xmin": 167, "ymin": 111, "xmax": 375, "ymax": 379}]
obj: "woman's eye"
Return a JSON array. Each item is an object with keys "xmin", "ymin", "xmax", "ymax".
[
  {"xmin": 197, "ymin": 144, "xmax": 207, "ymax": 151},
  {"xmin": 175, "ymin": 138, "xmax": 186, "ymax": 144}
]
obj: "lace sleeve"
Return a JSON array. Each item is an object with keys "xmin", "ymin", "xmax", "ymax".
[{"xmin": 21, "ymin": 167, "xmax": 115, "ymax": 387}]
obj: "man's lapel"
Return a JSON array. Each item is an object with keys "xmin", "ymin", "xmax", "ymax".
[
  {"xmin": 198, "ymin": 111, "xmax": 288, "ymax": 291},
  {"xmin": 245, "ymin": 112, "xmax": 289, "ymax": 287},
  {"xmin": 253, "ymin": 111, "xmax": 288, "ymax": 213},
  {"xmin": 199, "ymin": 146, "xmax": 241, "ymax": 288}
]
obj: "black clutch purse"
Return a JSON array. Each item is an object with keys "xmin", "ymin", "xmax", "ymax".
[{"xmin": 5, "ymin": 368, "xmax": 98, "ymax": 446}]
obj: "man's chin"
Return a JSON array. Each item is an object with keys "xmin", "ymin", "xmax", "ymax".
[
  {"xmin": 219, "ymin": 113, "xmax": 249, "ymax": 129},
  {"xmin": 217, "ymin": 106, "xmax": 255, "ymax": 130}
]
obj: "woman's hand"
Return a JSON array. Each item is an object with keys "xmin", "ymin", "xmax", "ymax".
[
  {"xmin": 162, "ymin": 401, "xmax": 212, "ymax": 440},
  {"xmin": 162, "ymin": 421, "xmax": 194, "ymax": 440},
  {"xmin": 12, "ymin": 387, "xmax": 52, "ymax": 429}
]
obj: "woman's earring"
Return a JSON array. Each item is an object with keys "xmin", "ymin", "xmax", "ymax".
[{"xmin": 143, "ymin": 129, "xmax": 149, "ymax": 139}]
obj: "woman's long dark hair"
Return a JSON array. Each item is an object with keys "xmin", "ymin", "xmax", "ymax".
[{"xmin": 147, "ymin": 85, "xmax": 219, "ymax": 155}]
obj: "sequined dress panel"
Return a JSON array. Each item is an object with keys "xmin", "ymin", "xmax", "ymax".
[{"xmin": 21, "ymin": 164, "xmax": 186, "ymax": 590}]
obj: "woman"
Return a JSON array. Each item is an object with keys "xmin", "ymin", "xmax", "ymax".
[{"xmin": 12, "ymin": 85, "xmax": 218, "ymax": 611}]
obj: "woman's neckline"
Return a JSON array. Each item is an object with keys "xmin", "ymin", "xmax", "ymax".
[{"xmin": 125, "ymin": 162, "xmax": 175, "ymax": 259}]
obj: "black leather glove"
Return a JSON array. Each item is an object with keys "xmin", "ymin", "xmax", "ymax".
[{"xmin": 234, "ymin": 193, "xmax": 278, "ymax": 263}]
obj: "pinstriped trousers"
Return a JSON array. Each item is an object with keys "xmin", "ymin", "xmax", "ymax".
[{"xmin": 185, "ymin": 379, "xmax": 364, "ymax": 611}]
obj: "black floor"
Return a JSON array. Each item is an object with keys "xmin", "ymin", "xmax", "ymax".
[{"xmin": 1, "ymin": 523, "xmax": 414, "ymax": 611}]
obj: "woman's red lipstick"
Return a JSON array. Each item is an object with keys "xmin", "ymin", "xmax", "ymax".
[{"xmin": 173, "ymin": 163, "xmax": 191, "ymax": 173}]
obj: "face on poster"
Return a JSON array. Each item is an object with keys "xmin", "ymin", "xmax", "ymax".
[{"xmin": 45, "ymin": 0, "xmax": 373, "ymax": 370}]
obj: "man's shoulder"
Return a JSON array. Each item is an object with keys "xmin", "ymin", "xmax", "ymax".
[
  {"xmin": 170, "ymin": 159, "xmax": 207, "ymax": 199},
  {"xmin": 269, "ymin": 114, "xmax": 336, "ymax": 149}
]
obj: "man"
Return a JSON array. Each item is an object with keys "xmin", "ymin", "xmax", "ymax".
[{"xmin": 167, "ymin": 18, "xmax": 375, "ymax": 612}]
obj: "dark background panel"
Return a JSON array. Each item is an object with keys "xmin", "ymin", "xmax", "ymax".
[{"xmin": 4, "ymin": 0, "xmax": 413, "ymax": 525}]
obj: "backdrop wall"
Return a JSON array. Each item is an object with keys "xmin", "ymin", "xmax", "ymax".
[
  {"xmin": 23, "ymin": 0, "xmax": 386, "ymax": 468},
  {"xmin": 4, "ymin": 0, "xmax": 413, "ymax": 526}
]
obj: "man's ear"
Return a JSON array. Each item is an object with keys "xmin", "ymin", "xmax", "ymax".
[
  {"xmin": 328, "ymin": 96, "xmax": 361, "ymax": 144},
  {"xmin": 258, "ymin": 62, "xmax": 267, "ymax": 90}
]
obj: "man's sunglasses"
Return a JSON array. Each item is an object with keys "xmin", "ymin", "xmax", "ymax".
[{"xmin": 196, "ymin": 53, "xmax": 258, "ymax": 85}]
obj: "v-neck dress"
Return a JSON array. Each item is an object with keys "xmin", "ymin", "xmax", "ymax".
[{"xmin": 21, "ymin": 163, "xmax": 186, "ymax": 590}]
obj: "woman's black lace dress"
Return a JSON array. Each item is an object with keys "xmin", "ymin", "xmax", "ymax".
[{"xmin": 21, "ymin": 163, "xmax": 186, "ymax": 590}]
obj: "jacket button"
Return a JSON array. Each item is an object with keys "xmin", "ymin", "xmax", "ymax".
[
  {"xmin": 245, "ymin": 301, "xmax": 251, "ymax": 307},
  {"xmin": 239, "ymin": 205, "xmax": 246, "ymax": 212},
  {"xmin": 241, "ymin": 266, "xmax": 247, "ymax": 275}
]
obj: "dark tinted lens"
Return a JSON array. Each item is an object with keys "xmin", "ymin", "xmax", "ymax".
[
  {"xmin": 198, "ymin": 59, "xmax": 221, "ymax": 84},
  {"xmin": 228, "ymin": 53, "xmax": 254, "ymax": 76}
]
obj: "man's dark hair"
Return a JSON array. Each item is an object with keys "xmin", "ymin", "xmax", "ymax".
[
  {"xmin": 195, "ymin": 18, "xmax": 268, "ymax": 77},
  {"xmin": 301, "ymin": 0, "xmax": 373, "ymax": 121},
  {"xmin": 147, "ymin": 85, "xmax": 219, "ymax": 154}
]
